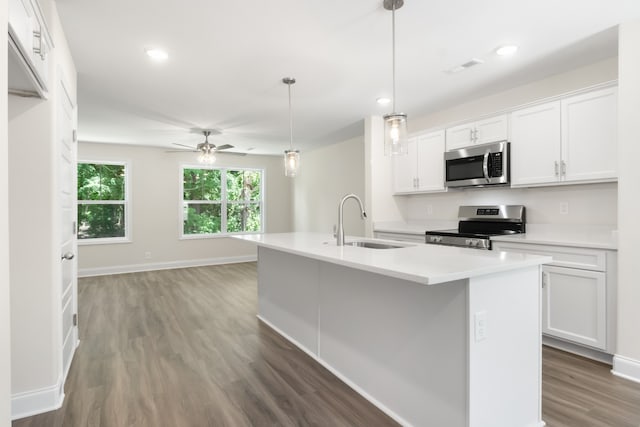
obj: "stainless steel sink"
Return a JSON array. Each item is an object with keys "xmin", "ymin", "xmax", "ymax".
[{"xmin": 345, "ymin": 241, "xmax": 408, "ymax": 249}]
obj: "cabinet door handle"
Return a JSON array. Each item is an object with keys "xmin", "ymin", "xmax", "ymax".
[
  {"xmin": 33, "ymin": 30, "xmax": 46, "ymax": 60},
  {"xmin": 561, "ymin": 161, "xmax": 567, "ymax": 177},
  {"xmin": 416, "ymin": 177, "xmax": 420, "ymax": 188},
  {"xmin": 542, "ymin": 272, "xmax": 548, "ymax": 288},
  {"xmin": 554, "ymin": 161, "xmax": 559, "ymax": 177},
  {"xmin": 473, "ymin": 129, "xmax": 478, "ymax": 142}
]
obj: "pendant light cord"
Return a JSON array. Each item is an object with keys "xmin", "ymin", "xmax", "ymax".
[
  {"xmin": 391, "ymin": 1, "xmax": 396, "ymax": 113},
  {"xmin": 288, "ymin": 82, "xmax": 293, "ymax": 151}
]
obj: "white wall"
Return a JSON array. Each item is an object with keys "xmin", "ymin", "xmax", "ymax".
[
  {"xmin": 366, "ymin": 57, "xmax": 619, "ymax": 227},
  {"xmin": 615, "ymin": 20, "xmax": 640, "ymax": 379},
  {"xmin": 77, "ymin": 143, "xmax": 292, "ymax": 274},
  {"xmin": 364, "ymin": 116, "xmax": 404, "ymax": 235},
  {"xmin": 292, "ymin": 136, "xmax": 366, "ymax": 236},
  {"xmin": 8, "ymin": 0, "xmax": 77, "ymax": 415},
  {"xmin": 1, "ymin": 0, "xmax": 12, "ymax": 424}
]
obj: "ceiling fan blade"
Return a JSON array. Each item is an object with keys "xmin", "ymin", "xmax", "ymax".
[
  {"xmin": 218, "ymin": 151, "xmax": 247, "ymax": 156},
  {"xmin": 172, "ymin": 142, "xmax": 196, "ymax": 149},
  {"xmin": 165, "ymin": 149, "xmax": 199, "ymax": 153},
  {"xmin": 214, "ymin": 144, "xmax": 234, "ymax": 151}
]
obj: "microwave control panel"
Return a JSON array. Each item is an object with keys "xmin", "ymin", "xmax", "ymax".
[{"xmin": 489, "ymin": 152, "xmax": 503, "ymax": 177}]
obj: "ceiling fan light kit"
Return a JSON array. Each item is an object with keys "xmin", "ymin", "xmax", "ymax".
[
  {"xmin": 188, "ymin": 130, "xmax": 234, "ymax": 164},
  {"xmin": 283, "ymin": 77, "xmax": 300, "ymax": 177},
  {"xmin": 383, "ymin": 0, "xmax": 409, "ymax": 156}
]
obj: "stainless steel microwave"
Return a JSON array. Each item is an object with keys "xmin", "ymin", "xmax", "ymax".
[{"xmin": 444, "ymin": 141, "xmax": 510, "ymax": 188}]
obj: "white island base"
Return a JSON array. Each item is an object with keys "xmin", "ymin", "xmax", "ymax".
[{"xmin": 254, "ymin": 244, "xmax": 545, "ymax": 427}]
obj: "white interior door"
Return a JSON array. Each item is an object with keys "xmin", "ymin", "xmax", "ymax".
[{"xmin": 59, "ymin": 79, "xmax": 78, "ymax": 378}]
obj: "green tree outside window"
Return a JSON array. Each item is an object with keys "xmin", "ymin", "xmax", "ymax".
[
  {"xmin": 182, "ymin": 167, "xmax": 263, "ymax": 236},
  {"xmin": 77, "ymin": 163, "xmax": 127, "ymax": 240}
]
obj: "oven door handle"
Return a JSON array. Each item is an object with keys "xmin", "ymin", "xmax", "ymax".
[{"xmin": 482, "ymin": 151, "xmax": 490, "ymax": 182}]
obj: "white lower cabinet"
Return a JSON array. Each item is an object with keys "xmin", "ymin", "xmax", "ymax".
[
  {"xmin": 493, "ymin": 241, "xmax": 615, "ymax": 354},
  {"xmin": 542, "ymin": 265, "xmax": 606, "ymax": 350}
]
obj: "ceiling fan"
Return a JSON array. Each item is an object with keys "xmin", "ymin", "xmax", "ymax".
[{"xmin": 167, "ymin": 130, "xmax": 244, "ymax": 163}]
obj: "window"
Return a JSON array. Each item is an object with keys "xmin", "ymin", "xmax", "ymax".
[
  {"xmin": 181, "ymin": 166, "xmax": 263, "ymax": 237},
  {"xmin": 77, "ymin": 161, "xmax": 129, "ymax": 243}
]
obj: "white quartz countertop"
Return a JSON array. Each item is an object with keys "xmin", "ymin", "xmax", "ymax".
[
  {"xmin": 373, "ymin": 220, "xmax": 457, "ymax": 234},
  {"xmin": 234, "ymin": 232, "xmax": 550, "ymax": 286},
  {"xmin": 492, "ymin": 224, "xmax": 618, "ymax": 250},
  {"xmin": 374, "ymin": 221, "xmax": 618, "ymax": 250}
]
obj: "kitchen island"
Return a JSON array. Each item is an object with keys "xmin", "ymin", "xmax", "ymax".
[{"xmin": 234, "ymin": 232, "xmax": 551, "ymax": 427}]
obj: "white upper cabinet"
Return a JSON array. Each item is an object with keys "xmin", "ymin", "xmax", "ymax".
[
  {"xmin": 393, "ymin": 137, "xmax": 419, "ymax": 194},
  {"xmin": 510, "ymin": 101, "xmax": 562, "ymax": 186},
  {"xmin": 393, "ymin": 130, "xmax": 446, "ymax": 194},
  {"xmin": 445, "ymin": 114, "xmax": 508, "ymax": 151},
  {"xmin": 510, "ymin": 86, "xmax": 618, "ymax": 187},
  {"xmin": 561, "ymin": 87, "xmax": 618, "ymax": 183},
  {"xmin": 8, "ymin": 0, "xmax": 51, "ymax": 97},
  {"xmin": 445, "ymin": 123, "xmax": 476, "ymax": 151},
  {"xmin": 416, "ymin": 131, "xmax": 446, "ymax": 192}
]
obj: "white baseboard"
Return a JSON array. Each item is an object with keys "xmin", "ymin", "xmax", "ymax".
[
  {"xmin": 11, "ymin": 378, "xmax": 64, "ymax": 420},
  {"xmin": 612, "ymin": 355, "xmax": 640, "ymax": 384},
  {"xmin": 78, "ymin": 255, "xmax": 257, "ymax": 278},
  {"xmin": 542, "ymin": 336, "xmax": 613, "ymax": 365}
]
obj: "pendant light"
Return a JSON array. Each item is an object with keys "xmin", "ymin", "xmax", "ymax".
[
  {"xmin": 283, "ymin": 77, "xmax": 300, "ymax": 177},
  {"xmin": 383, "ymin": 0, "xmax": 408, "ymax": 156}
]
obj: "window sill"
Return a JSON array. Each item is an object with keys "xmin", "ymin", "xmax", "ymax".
[
  {"xmin": 179, "ymin": 232, "xmax": 262, "ymax": 241},
  {"xmin": 78, "ymin": 237, "xmax": 132, "ymax": 246}
]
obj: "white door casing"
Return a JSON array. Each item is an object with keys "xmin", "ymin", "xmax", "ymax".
[{"xmin": 58, "ymin": 77, "xmax": 78, "ymax": 380}]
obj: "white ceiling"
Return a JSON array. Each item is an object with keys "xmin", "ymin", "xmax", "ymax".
[{"xmin": 55, "ymin": 0, "xmax": 640, "ymax": 155}]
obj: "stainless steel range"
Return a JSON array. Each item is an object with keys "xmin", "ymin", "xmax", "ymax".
[{"xmin": 425, "ymin": 205, "xmax": 526, "ymax": 250}]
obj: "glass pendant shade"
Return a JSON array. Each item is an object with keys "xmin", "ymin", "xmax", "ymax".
[
  {"xmin": 383, "ymin": 112, "xmax": 408, "ymax": 155},
  {"xmin": 198, "ymin": 151, "xmax": 216, "ymax": 164},
  {"xmin": 284, "ymin": 149, "xmax": 300, "ymax": 177}
]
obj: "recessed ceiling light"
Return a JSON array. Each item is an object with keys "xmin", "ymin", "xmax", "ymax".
[
  {"xmin": 376, "ymin": 97, "xmax": 391, "ymax": 105},
  {"xmin": 495, "ymin": 45, "xmax": 518, "ymax": 56},
  {"xmin": 145, "ymin": 48, "xmax": 168, "ymax": 61}
]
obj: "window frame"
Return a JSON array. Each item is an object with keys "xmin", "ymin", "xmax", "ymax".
[
  {"xmin": 179, "ymin": 164, "xmax": 265, "ymax": 239},
  {"xmin": 77, "ymin": 160, "xmax": 132, "ymax": 245}
]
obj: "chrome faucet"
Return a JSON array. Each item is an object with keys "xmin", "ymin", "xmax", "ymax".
[{"xmin": 336, "ymin": 193, "xmax": 367, "ymax": 246}]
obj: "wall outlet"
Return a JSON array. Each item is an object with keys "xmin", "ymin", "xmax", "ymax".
[
  {"xmin": 144, "ymin": 251, "xmax": 152, "ymax": 259},
  {"xmin": 426, "ymin": 204, "xmax": 434, "ymax": 216},
  {"xmin": 559, "ymin": 202, "xmax": 569, "ymax": 215},
  {"xmin": 474, "ymin": 311, "xmax": 488, "ymax": 342}
]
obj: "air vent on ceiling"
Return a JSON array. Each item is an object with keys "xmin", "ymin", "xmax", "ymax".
[{"xmin": 446, "ymin": 58, "xmax": 485, "ymax": 74}]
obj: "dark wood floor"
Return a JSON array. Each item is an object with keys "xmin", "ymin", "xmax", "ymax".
[{"xmin": 13, "ymin": 263, "xmax": 640, "ymax": 427}]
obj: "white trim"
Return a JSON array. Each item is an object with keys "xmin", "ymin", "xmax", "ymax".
[
  {"xmin": 542, "ymin": 336, "xmax": 613, "ymax": 365},
  {"xmin": 11, "ymin": 377, "xmax": 64, "ymax": 420},
  {"xmin": 77, "ymin": 236, "xmax": 131, "ymax": 246},
  {"xmin": 78, "ymin": 255, "xmax": 257, "ymax": 278},
  {"xmin": 612, "ymin": 355, "xmax": 640, "ymax": 384},
  {"xmin": 256, "ymin": 315, "xmax": 412, "ymax": 427}
]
